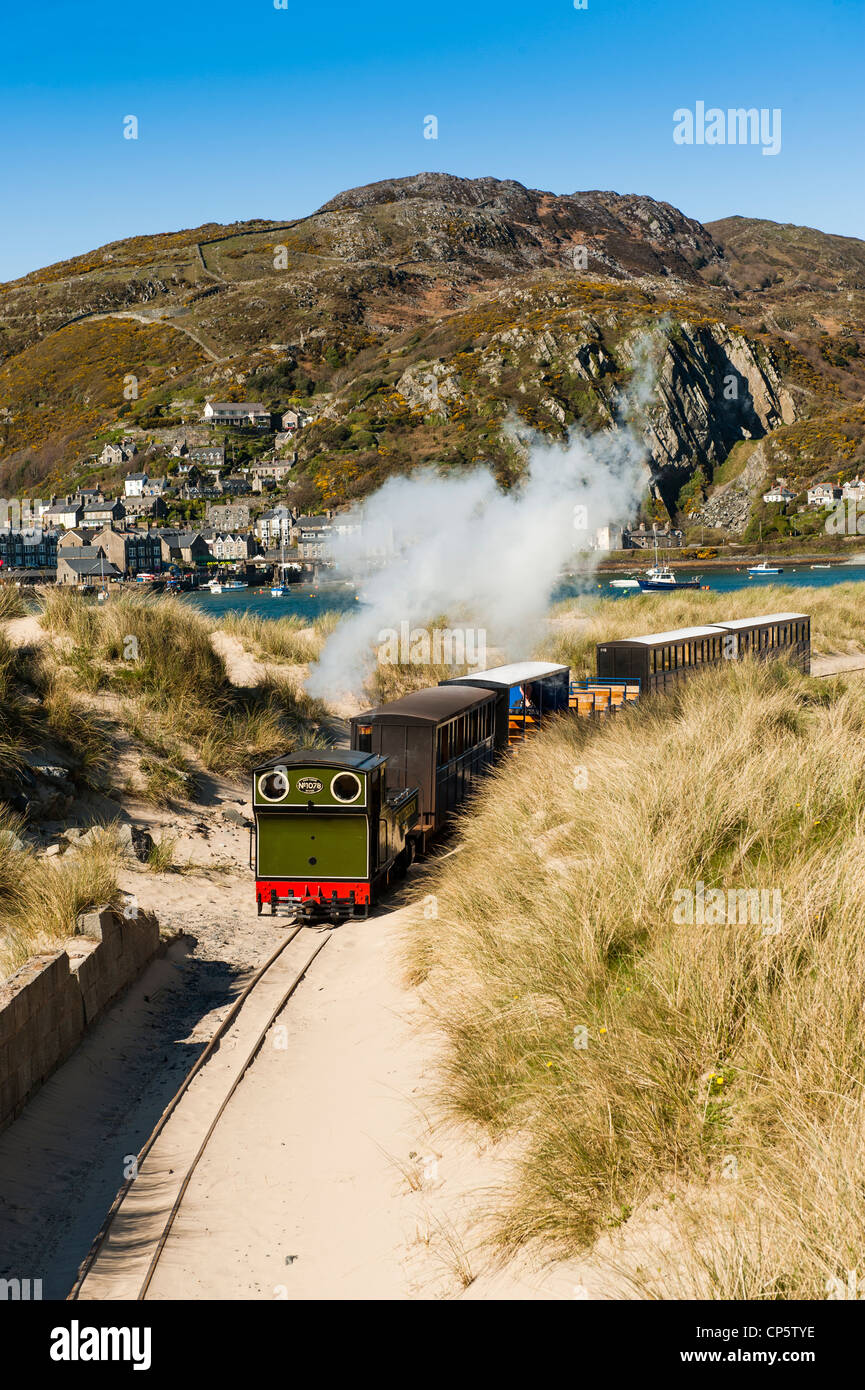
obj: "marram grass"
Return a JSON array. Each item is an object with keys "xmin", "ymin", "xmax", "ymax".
[{"xmin": 406, "ymin": 657, "xmax": 865, "ymax": 1296}]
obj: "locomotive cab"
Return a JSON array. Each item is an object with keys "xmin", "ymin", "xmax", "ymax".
[{"xmin": 252, "ymin": 749, "xmax": 419, "ymax": 922}]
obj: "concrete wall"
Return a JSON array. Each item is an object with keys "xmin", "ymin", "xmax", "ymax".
[{"xmin": 0, "ymin": 906, "xmax": 159, "ymax": 1134}]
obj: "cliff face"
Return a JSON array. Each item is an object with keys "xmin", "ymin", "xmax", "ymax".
[{"xmin": 0, "ymin": 174, "xmax": 862, "ymax": 515}]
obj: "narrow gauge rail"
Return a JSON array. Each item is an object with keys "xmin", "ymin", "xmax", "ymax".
[
  {"xmin": 253, "ymin": 613, "xmax": 810, "ymax": 922},
  {"xmin": 68, "ymin": 925, "xmax": 331, "ymax": 1301}
]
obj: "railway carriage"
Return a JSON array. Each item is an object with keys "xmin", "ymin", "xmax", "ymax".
[
  {"xmin": 596, "ymin": 612, "xmax": 810, "ymax": 693},
  {"xmin": 350, "ymin": 684, "xmax": 497, "ymax": 851},
  {"xmin": 714, "ymin": 613, "xmax": 810, "ymax": 673},
  {"xmin": 441, "ymin": 661, "xmax": 571, "ymax": 747},
  {"xmin": 252, "ymin": 748, "xmax": 419, "ymax": 921}
]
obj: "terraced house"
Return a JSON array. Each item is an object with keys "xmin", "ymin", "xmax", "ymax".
[
  {"xmin": 92, "ymin": 527, "xmax": 163, "ymax": 576},
  {"xmin": 0, "ymin": 527, "xmax": 59, "ymax": 571},
  {"xmin": 203, "ymin": 531, "xmax": 259, "ymax": 563}
]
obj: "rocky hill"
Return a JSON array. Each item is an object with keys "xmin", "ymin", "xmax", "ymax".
[{"xmin": 0, "ymin": 173, "xmax": 862, "ymax": 524}]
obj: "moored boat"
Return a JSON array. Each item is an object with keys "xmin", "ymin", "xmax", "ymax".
[
  {"xmin": 637, "ymin": 563, "xmax": 701, "ymax": 591},
  {"xmin": 747, "ymin": 560, "xmax": 784, "ymax": 575}
]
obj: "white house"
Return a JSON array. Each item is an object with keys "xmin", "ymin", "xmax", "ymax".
[
  {"xmin": 842, "ymin": 478, "xmax": 865, "ymax": 501},
  {"xmin": 806, "ymin": 483, "xmax": 843, "ymax": 507},
  {"xmin": 593, "ymin": 524, "xmax": 624, "ymax": 551},
  {"xmin": 124, "ymin": 473, "xmax": 149, "ymax": 497},
  {"xmin": 762, "ymin": 486, "xmax": 796, "ymax": 504},
  {"xmin": 203, "ymin": 401, "xmax": 271, "ymax": 429},
  {"xmin": 43, "ymin": 500, "xmax": 84, "ymax": 530},
  {"xmin": 254, "ymin": 506, "xmax": 294, "ymax": 546}
]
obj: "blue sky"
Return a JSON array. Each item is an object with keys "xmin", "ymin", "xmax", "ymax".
[{"xmin": 1, "ymin": 0, "xmax": 863, "ymax": 280}]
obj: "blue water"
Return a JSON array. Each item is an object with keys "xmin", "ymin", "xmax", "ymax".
[
  {"xmin": 181, "ymin": 582, "xmax": 360, "ymax": 624},
  {"xmin": 178, "ymin": 565, "xmax": 865, "ymax": 628},
  {"xmin": 562, "ymin": 563, "xmax": 865, "ymax": 601}
]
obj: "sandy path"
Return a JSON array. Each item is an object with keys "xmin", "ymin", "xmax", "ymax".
[
  {"xmin": 139, "ymin": 893, "xmax": 591, "ymax": 1300},
  {"xmin": 3, "ymin": 613, "xmax": 44, "ymax": 646},
  {"xmin": 811, "ymin": 651, "xmax": 865, "ymax": 677}
]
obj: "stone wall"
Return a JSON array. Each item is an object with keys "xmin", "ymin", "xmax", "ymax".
[{"xmin": 0, "ymin": 906, "xmax": 159, "ymax": 1135}]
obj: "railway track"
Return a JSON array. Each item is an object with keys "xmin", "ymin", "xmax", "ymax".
[{"xmin": 68, "ymin": 924, "xmax": 331, "ymax": 1301}]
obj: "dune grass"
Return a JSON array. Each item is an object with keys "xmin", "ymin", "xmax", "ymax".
[
  {"xmin": 407, "ymin": 656, "xmax": 865, "ymax": 1296},
  {"xmin": 217, "ymin": 609, "xmax": 340, "ymax": 665},
  {"xmin": 0, "ymin": 587, "xmax": 27, "ymax": 621},
  {"xmin": 0, "ymin": 820, "xmax": 123, "ymax": 979},
  {"xmin": 38, "ymin": 589, "xmax": 331, "ymax": 775},
  {"xmin": 543, "ymin": 581, "xmax": 865, "ymax": 673}
]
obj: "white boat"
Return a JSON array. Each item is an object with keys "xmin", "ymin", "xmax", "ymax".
[
  {"xmin": 609, "ymin": 577, "xmax": 641, "ymax": 590},
  {"xmin": 810, "ymin": 563, "xmax": 831, "ymax": 570},
  {"xmin": 221, "ymin": 580, "xmax": 247, "ymax": 590},
  {"xmin": 747, "ymin": 560, "xmax": 784, "ymax": 575},
  {"xmin": 208, "ymin": 581, "xmax": 223, "ymax": 593},
  {"xmin": 270, "ymin": 538, "xmax": 290, "ymax": 597}
]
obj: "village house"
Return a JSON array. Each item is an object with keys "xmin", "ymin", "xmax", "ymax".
[
  {"xmin": 203, "ymin": 531, "xmax": 259, "ymax": 563},
  {"xmin": 152, "ymin": 529, "xmax": 211, "ymax": 568},
  {"xmin": 255, "ymin": 506, "xmax": 294, "ymax": 546},
  {"xmin": 99, "ymin": 439, "xmax": 137, "ymax": 468},
  {"xmin": 841, "ymin": 478, "xmax": 865, "ymax": 501},
  {"xmin": 251, "ymin": 459, "xmax": 295, "ymax": 490},
  {"xmin": 188, "ymin": 445, "xmax": 225, "ymax": 470},
  {"xmin": 806, "ymin": 483, "xmax": 843, "ymax": 507},
  {"xmin": 762, "ymin": 485, "xmax": 797, "ymax": 504},
  {"xmin": 296, "ymin": 514, "xmax": 333, "ymax": 560},
  {"xmin": 202, "ymin": 401, "xmax": 271, "ymax": 429},
  {"xmin": 143, "ymin": 476, "xmax": 169, "ymax": 497},
  {"xmin": 58, "ymin": 527, "xmax": 97, "ymax": 551},
  {"xmin": 280, "ymin": 408, "xmax": 311, "ymax": 433},
  {"xmin": 122, "ymin": 495, "xmax": 168, "ymax": 521},
  {"xmin": 83, "ymin": 500, "xmax": 126, "ymax": 526},
  {"xmin": 56, "ymin": 552, "xmax": 123, "ymax": 587},
  {"xmin": 124, "ymin": 473, "xmax": 149, "ymax": 497},
  {"xmin": 43, "ymin": 500, "xmax": 84, "ymax": 530},
  {"xmin": 593, "ymin": 524, "xmax": 624, "ymax": 552},
  {"xmin": 0, "ymin": 527, "xmax": 59, "ymax": 571},
  {"xmin": 92, "ymin": 527, "xmax": 163, "ymax": 576},
  {"xmin": 206, "ymin": 502, "xmax": 252, "ymax": 530},
  {"xmin": 622, "ymin": 525, "xmax": 684, "ymax": 550}
]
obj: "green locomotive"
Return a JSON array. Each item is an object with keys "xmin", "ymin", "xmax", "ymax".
[{"xmin": 252, "ymin": 749, "xmax": 419, "ymax": 921}]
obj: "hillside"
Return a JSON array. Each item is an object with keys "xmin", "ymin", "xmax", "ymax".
[{"xmin": 1, "ymin": 175, "xmax": 863, "ymax": 520}]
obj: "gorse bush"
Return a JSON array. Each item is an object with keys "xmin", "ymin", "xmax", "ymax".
[{"xmin": 407, "ymin": 658, "xmax": 865, "ymax": 1294}]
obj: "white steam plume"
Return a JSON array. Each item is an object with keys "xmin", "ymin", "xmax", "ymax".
[{"xmin": 305, "ymin": 340, "xmax": 660, "ymax": 701}]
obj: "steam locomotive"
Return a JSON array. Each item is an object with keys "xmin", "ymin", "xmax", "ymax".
[{"xmin": 252, "ymin": 612, "xmax": 810, "ymax": 921}]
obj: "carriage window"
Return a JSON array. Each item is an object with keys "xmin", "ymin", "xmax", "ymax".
[{"xmin": 438, "ymin": 723, "xmax": 450, "ymax": 765}]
